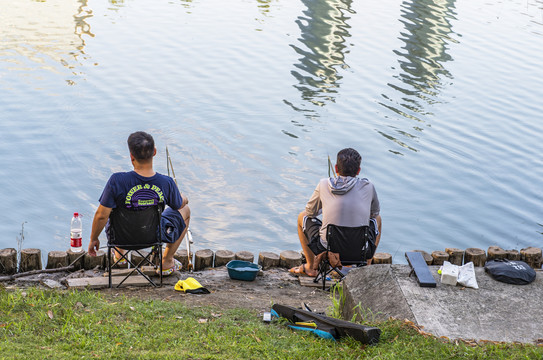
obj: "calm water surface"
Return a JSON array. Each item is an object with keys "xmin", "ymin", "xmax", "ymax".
[{"xmin": 1, "ymin": 0, "xmax": 542, "ymax": 263}]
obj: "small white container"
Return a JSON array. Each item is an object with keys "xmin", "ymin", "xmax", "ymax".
[{"xmin": 441, "ymin": 261, "xmax": 459, "ymax": 286}]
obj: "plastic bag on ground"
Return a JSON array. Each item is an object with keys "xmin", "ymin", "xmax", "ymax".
[
  {"xmin": 457, "ymin": 262, "xmax": 478, "ymax": 289},
  {"xmin": 484, "ymin": 259, "xmax": 536, "ymax": 285}
]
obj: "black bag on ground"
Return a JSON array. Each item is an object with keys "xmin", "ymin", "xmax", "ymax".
[
  {"xmin": 484, "ymin": 259, "xmax": 536, "ymax": 285},
  {"xmin": 271, "ymin": 304, "xmax": 381, "ymax": 344}
]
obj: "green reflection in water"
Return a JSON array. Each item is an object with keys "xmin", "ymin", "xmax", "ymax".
[
  {"xmin": 257, "ymin": 0, "xmax": 274, "ymax": 17},
  {"xmin": 255, "ymin": 0, "xmax": 278, "ymax": 31},
  {"xmin": 178, "ymin": 0, "xmax": 193, "ymax": 13},
  {"xmin": 380, "ymin": 0, "xmax": 458, "ymax": 154},
  {"xmin": 287, "ymin": 0, "xmax": 353, "ymax": 116}
]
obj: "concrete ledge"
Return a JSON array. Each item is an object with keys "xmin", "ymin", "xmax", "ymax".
[
  {"xmin": 343, "ymin": 265, "xmax": 415, "ymax": 322},
  {"xmin": 342, "ymin": 264, "xmax": 543, "ymax": 343}
]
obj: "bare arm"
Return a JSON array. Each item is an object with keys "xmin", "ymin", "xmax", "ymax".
[
  {"xmin": 180, "ymin": 193, "xmax": 189, "ymax": 210},
  {"xmin": 305, "ymin": 185, "xmax": 321, "ymax": 217},
  {"xmin": 88, "ymin": 204, "xmax": 112, "ymax": 256},
  {"xmin": 374, "ymin": 214, "xmax": 382, "ymax": 248}
]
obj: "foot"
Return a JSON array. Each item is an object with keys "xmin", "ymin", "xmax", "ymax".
[
  {"xmin": 162, "ymin": 258, "xmax": 176, "ymax": 270},
  {"xmin": 111, "ymin": 250, "xmax": 127, "ymax": 265},
  {"xmin": 159, "ymin": 259, "xmax": 182, "ymax": 276},
  {"xmin": 288, "ymin": 264, "xmax": 317, "ymax": 277}
]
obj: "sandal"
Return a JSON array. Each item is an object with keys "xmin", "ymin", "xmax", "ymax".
[
  {"xmin": 111, "ymin": 250, "xmax": 127, "ymax": 266},
  {"xmin": 289, "ymin": 264, "xmax": 316, "ymax": 277},
  {"xmin": 160, "ymin": 259, "xmax": 182, "ymax": 276}
]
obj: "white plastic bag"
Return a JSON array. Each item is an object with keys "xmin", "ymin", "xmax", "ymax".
[{"xmin": 457, "ymin": 262, "xmax": 479, "ymax": 289}]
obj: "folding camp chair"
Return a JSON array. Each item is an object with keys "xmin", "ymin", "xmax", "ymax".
[
  {"xmin": 314, "ymin": 224, "xmax": 375, "ymax": 290},
  {"xmin": 106, "ymin": 204, "xmax": 164, "ymax": 288}
]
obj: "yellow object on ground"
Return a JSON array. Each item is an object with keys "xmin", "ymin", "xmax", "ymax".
[{"xmin": 174, "ymin": 277, "xmax": 210, "ymax": 294}]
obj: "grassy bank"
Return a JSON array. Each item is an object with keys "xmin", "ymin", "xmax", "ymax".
[{"xmin": 0, "ymin": 287, "xmax": 540, "ymax": 359}]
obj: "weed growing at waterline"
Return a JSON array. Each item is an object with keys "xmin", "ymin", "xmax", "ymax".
[
  {"xmin": 0, "ymin": 288, "xmax": 541, "ymax": 359},
  {"xmin": 328, "ymin": 283, "xmax": 345, "ymax": 319},
  {"xmin": 15, "ymin": 222, "xmax": 26, "ymax": 273}
]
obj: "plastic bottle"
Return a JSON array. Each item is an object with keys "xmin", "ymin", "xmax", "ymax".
[{"xmin": 70, "ymin": 212, "xmax": 83, "ymax": 252}]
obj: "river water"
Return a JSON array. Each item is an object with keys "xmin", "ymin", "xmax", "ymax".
[{"xmin": 1, "ymin": 0, "xmax": 542, "ymax": 264}]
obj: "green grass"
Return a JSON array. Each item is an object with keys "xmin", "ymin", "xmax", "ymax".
[{"xmin": 0, "ymin": 287, "xmax": 541, "ymax": 359}]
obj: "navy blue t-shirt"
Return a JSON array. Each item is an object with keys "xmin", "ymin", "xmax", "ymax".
[{"xmin": 99, "ymin": 171, "xmax": 182, "ymax": 210}]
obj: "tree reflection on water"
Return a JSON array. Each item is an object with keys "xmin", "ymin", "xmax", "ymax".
[
  {"xmin": 286, "ymin": 0, "xmax": 353, "ymax": 117},
  {"xmin": 286, "ymin": 0, "xmax": 460, "ymax": 156},
  {"xmin": 379, "ymin": 0, "xmax": 459, "ymax": 155}
]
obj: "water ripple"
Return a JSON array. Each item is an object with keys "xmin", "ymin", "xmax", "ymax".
[{"xmin": 1, "ymin": 0, "xmax": 543, "ymax": 261}]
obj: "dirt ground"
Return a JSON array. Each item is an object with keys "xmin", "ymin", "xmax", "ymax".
[
  {"xmin": 8, "ymin": 267, "xmax": 334, "ymax": 315},
  {"xmin": 103, "ymin": 268, "xmax": 333, "ymax": 314}
]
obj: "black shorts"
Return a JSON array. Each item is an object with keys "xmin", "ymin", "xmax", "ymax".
[{"xmin": 303, "ymin": 216, "xmax": 327, "ymax": 255}]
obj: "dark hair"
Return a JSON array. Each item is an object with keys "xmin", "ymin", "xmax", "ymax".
[
  {"xmin": 336, "ymin": 148, "xmax": 361, "ymax": 176},
  {"xmin": 127, "ymin": 131, "xmax": 155, "ymax": 161}
]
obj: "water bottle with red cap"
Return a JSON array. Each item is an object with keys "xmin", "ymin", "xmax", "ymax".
[{"xmin": 70, "ymin": 212, "xmax": 83, "ymax": 252}]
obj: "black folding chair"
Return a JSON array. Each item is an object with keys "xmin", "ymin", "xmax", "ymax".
[
  {"xmin": 106, "ymin": 204, "xmax": 164, "ymax": 288},
  {"xmin": 314, "ymin": 224, "xmax": 376, "ymax": 290}
]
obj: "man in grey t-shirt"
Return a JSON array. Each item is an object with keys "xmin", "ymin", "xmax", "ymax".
[{"xmin": 289, "ymin": 148, "xmax": 382, "ymax": 276}]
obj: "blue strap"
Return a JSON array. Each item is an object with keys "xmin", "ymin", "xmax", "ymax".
[{"xmin": 287, "ymin": 325, "xmax": 336, "ymax": 340}]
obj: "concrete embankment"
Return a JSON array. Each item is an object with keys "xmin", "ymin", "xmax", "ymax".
[{"xmin": 342, "ymin": 264, "xmax": 543, "ymax": 344}]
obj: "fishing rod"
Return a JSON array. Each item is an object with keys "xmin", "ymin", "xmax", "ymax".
[
  {"xmin": 328, "ymin": 154, "xmax": 337, "ymax": 178},
  {"xmin": 166, "ymin": 146, "xmax": 193, "ymax": 272}
]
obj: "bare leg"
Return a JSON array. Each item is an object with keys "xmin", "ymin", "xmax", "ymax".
[
  {"xmin": 113, "ymin": 248, "xmax": 126, "ymax": 260},
  {"xmin": 374, "ymin": 215, "xmax": 382, "ymax": 248},
  {"xmin": 366, "ymin": 215, "xmax": 382, "ymax": 265},
  {"xmin": 162, "ymin": 206, "xmax": 191, "ymax": 269},
  {"xmin": 295, "ymin": 211, "xmax": 317, "ymax": 276}
]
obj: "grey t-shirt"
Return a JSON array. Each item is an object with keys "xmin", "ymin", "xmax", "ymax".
[{"xmin": 305, "ymin": 176, "xmax": 380, "ymax": 247}]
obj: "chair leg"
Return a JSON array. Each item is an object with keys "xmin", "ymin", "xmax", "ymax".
[
  {"xmin": 312, "ymin": 261, "xmax": 330, "ymax": 291},
  {"xmin": 321, "ymin": 263, "xmax": 327, "ymax": 291},
  {"xmin": 129, "ymin": 250, "xmax": 159, "ymax": 287},
  {"xmin": 313, "ymin": 264, "xmax": 322, "ymax": 283},
  {"xmin": 108, "ymin": 246, "xmax": 164, "ymax": 288},
  {"xmin": 158, "ymin": 246, "xmax": 163, "ymax": 287},
  {"xmin": 108, "ymin": 247, "xmax": 112, "ymax": 288}
]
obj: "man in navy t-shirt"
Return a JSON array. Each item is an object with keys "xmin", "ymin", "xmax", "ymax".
[{"xmin": 88, "ymin": 131, "xmax": 190, "ymax": 275}]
